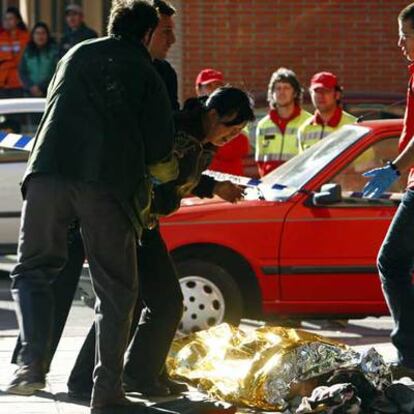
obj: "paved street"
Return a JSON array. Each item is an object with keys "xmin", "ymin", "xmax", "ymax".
[{"xmin": 0, "ymin": 277, "xmax": 398, "ymax": 413}]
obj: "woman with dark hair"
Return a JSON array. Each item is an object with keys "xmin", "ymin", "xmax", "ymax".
[
  {"xmin": 0, "ymin": 6, "xmax": 29, "ymax": 97},
  {"xmin": 19, "ymin": 22, "xmax": 58, "ymax": 97},
  {"xmin": 66, "ymin": 86, "xmax": 255, "ymax": 400}
]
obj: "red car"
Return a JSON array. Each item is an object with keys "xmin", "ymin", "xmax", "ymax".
[{"xmin": 160, "ymin": 119, "xmax": 407, "ymax": 333}]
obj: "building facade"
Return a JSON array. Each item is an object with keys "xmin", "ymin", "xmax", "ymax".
[{"xmin": 3, "ymin": 0, "xmax": 412, "ymax": 103}]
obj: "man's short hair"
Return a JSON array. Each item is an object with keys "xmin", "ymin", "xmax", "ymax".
[
  {"xmin": 108, "ymin": 0, "xmax": 159, "ymax": 42},
  {"xmin": 153, "ymin": 0, "xmax": 176, "ymax": 16},
  {"xmin": 267, "ymin": 67, "xmax": 304, "ymax": 108},
  {"xmin": 399, "ymin": 2, "xmax": 414, "ymax": 28}
]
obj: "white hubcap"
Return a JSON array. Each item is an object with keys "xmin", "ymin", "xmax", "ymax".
[{"xmin": 179, "ymin": 275, "xmax": 225, "ymax": 334}]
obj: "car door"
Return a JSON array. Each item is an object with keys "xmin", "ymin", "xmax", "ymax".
[
  {"xmin": 278, "ymin": 134, "xmax": 402, "ymax": 313},
  {"xmin": 0, "ymin": 112, "xmax": 39, "ymax": 254}
]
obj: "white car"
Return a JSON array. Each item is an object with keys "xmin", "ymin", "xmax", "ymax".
[
  {"xmin": 0, "ymin": 98, "xmax": 45, "ymax": 263},
  {"xmin": 0, "ymin": 98, "xmax": 97, "ymax": 304}
]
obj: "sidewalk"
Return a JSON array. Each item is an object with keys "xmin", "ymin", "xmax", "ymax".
[
  {"xmin": 0, "ymin": 296, "xmax": 93, "ymax": 414},
  {"xmin": 0, "ymin": 293, "xmax": 398, "ymax": 414},
  {"xmin": 0, "ymin": 299, "xmax": 239, "ymax": 414}
]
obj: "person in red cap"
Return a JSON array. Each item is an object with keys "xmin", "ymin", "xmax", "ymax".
[
  {"xmin": 195, "ymin": 68, "xmax": 251, "ymax": 175},
  {"xmin": 195, "ymin": 68, "xmax": 225, "ymax": 96},
  {"xmin": 298, "ymin": 71, "xmax": 356, "ymax": 151}
]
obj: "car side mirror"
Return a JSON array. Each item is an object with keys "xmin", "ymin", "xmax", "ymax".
[{"xmin": 312, "ymin": 183, "xmax": 342, "ymax": 205}]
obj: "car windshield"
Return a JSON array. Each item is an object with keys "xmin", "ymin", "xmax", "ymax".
[{"xmin": 258, "ymin": 124, "xmax": 370, "ymax": 201}]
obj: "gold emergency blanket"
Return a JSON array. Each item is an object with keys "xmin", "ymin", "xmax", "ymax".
[{"xmin": 166, "ymin": 324, "xmax": 390, "ymax": 411}]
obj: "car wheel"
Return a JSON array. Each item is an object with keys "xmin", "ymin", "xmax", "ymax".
[{"xmin": 176, "ymin": 259, "xmax": 243, "ymax": 334}]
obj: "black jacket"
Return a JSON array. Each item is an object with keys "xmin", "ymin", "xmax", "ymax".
[
  {"xmin": 153, "ymin": 59, "xmax": 179, "ymax": 111},
  {"xmin": 25, "ymin": 36, "xmax": 176, "ymax": 233}
]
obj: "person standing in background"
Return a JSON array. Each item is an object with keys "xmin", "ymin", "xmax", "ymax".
[
  {"xmin": 19, "ymin": 22, "xmax": 58, "ymax": 97},
  {"xmin": 255, "ymin": 68, "xmax": 311, "ymax": 176},
  {"xmin": 298, "ymin": 71, "xmax": 356, "ymax": 152},
  {"xmin": 195, "ymin": 68, "xmax": 251, "ymax": 175},
  {"xmin": 59, "ymin": 4, "xmax": 97, "ymax": 57},
  {"xmin": 0, "ymin": 7, "xmax": 29, "ymax": 98}
]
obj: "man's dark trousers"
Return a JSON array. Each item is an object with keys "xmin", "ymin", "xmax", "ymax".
[
  {"xmin": 377, "ymin": 188, "xmax": 414, "ymax": 369},
  {"xmin": 12, "ymin": 225, "xmax": 184, "ymax": 393},
  {"xmin": 67, "ymin": 226, "xmax": 184, "ymax": 393},
  {"xmin": 11, "ymin": 226, "xmax": 85, "ymax": 369},
  {"xmin": 11, "ymin": 174, "xmax": 139, "ymax": 404}
]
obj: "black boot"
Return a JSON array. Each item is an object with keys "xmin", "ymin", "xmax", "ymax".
[
  {"xmin": 123, "ymin": 372, "xmax": 170, "ymax": 397},
  {"xmin": 159, "ymin": 370, "xmax": 188, "ymax": 394}
]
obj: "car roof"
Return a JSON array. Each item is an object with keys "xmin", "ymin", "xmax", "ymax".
[
  {"xmin": 357, "ymin": 118, "xmax": 403, "ymax": 128},
  {"xmin": 0, "ymin": 98, "xmax": 45, "ymax": 114}
]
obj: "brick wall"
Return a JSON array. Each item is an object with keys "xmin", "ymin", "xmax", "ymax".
[{"xmin": 180, "ymin": 0, "xmax": 411, "ymax": 102}]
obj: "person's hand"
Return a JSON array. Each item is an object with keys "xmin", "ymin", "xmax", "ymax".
[
  {"xmin": 213, "ymin": 181, "xmax": 244, "ymax": 203},
  {"xmin": 362, "ymin": 164, "xmax": 400, "ymax": 198},
  {"xmin": 30, "ymin": 85, "xmax": 43, "ymax": 97}
]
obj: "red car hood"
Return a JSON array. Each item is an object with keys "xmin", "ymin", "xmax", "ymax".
[{"xmin": 160, "ymin": 195, "xmax": 295, "ymax": 225}]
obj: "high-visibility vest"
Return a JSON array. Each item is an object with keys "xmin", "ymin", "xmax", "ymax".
[
  {"xmin": 0, "ymin": 28, "xmax": 29, "ymax": 89},
  {"xmin": 298, "ymin": 111, "xmax": 356, "ymax": 152},
  {"xmin": 255, "ymin": 109, "xmax": 311, "ymax": 163}
]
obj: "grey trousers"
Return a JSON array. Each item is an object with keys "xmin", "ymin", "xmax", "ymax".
[{"xmin": 11, "ymin": 174, "xmax": 138, "ymax": 405}]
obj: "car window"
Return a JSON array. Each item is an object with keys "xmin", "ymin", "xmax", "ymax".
[
  {"xmin": 330, "ymin": 136, "xmax": 408, "ymax": 195},
  {"xmin": 343, "ymin": 103, "xmax": 406, "ymax": 121},
  {"xmin": 0, "ymin": 112, "xmax": 40, "ymax": 163},
  {"xmin": 260, "ymin": 125, "xmax": 370, "ymax": 200}
]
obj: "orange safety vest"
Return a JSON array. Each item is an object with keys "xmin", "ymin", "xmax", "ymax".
[{"xmin": 0, "ymin": 28, "xmax": 29, "ymax": 89}]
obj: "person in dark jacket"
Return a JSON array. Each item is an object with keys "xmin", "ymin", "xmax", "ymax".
[
  {"xmin": 6, "ymin": 2, "xmax": 177, "ymax": 412},
  {"xmin": 59, "ymin": 4, "xmax": 97, "ymax": 57},
  {"xmin": 19, "ymin": 22, "xmax": 58, "ymax": 97},
  {"xmin": 11, "ymin": 0, "xmax": 184, "ymax": 402},
  {"xmin": 68, "ymin": 86, "xmax": 255, "ymax": 401},
  {"xmin": 149, "ymin": 0, "xmax": 179, "ymax": 110}
]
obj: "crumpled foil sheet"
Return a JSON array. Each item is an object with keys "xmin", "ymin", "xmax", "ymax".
[{"xmin": 166, "ymin": 323, "xmax": 391, "ymax": 411}]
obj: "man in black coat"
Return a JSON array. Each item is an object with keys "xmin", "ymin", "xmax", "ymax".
[
  {"xmin": 67, "ymin": 0, "xmax": 187, "ymax": 399},
  {"xmin": 11, "ymin": 0, "xmax": 186, "ymax": 403},
  {"xmin": 6, "ymin": 1, "xmax": 177, "ymax": 411}
]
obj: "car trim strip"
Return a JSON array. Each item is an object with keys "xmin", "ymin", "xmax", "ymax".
[
  {"xmin": 286, "ymin": 216, "xmax": 392, "ymax": 222},
  {"xmin": 0, "ymin": 211, "xmax": 21, "ymax": 218},
  {"xmin": 262, "ymin": 265, "xmax": 378, "ymax": 275},
  {"xmin": 163, "ymin": 218, "xmax": 285, "ymax": 226},
  {"xmin": 0, "ymin": 245, "xmax": 18, "ymax": 255}
]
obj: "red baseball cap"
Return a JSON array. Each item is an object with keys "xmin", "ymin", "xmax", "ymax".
[
  {"xmin": 195, "ymin": 68, "xmax": 224, "ymax": 87},
  {"xmin": 310, "ymin": 71, "xmax": 339, "ymax": 90}
]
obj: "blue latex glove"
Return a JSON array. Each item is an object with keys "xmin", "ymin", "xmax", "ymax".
[{"xmin": 362, "ymin": 164, "xmax": 400, "ymax": 198}]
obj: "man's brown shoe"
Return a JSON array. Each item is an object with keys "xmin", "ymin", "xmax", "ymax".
[
  {"xmin": 91, "ymin": 395, "xmax": 147, "ymax": 413},
  {"xmin": 123, "ymin": 373, "xmax": 170, "ymax": 397},
  {"xmin": 5, "ymin": 364, "xmax": 46, "ymax": 395}
]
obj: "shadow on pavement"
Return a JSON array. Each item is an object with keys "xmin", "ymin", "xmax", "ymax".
[{"xmin": 24, "ymin": 391, "xmax": 239, "ymax": 414}]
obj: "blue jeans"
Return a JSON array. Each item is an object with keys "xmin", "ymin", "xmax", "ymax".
[{"xmin": 378, "ymin": 189, "xmax": 414, "ymax": 368}]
